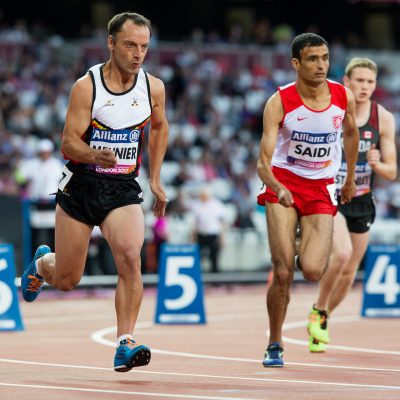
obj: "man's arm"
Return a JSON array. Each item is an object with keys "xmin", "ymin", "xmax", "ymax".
[
  {"xmin": 257, "ymin": 92, "xmax": 293, "ymax": 207},
  {"xmin": 367, "ymin": 105, "xmax": 397, "ymax": 181},
  {"xmin": 148, "ymin": 74, "xmax": 169, "ymax": 217},
  {"xmin": 61, "ymin": 75, "xmax": 116, "ymax": 168},
  {"xmin": 340, "ymin": 87, "xmax": 359, "ymax": 204}
]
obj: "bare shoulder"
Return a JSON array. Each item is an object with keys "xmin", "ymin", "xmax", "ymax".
[
  {"xmin": 146, "ymin": 73, "xmax": 166, "ymax": 98},
  {"xmin": 344, "ymin": 86, "xmax": 355, "ymax": 103},
  {"xmin": 264, "ymin": 91, "xmax": 283, "ymax": 116},
  {"xmin": 377, "ymin": 103, "xmax": 395, "ymax": 127},
  {"xmin": 265, "ymin": 91, "xmax": 282, "ymax": 109},
  {"xmin": 70, "ymin": 74, "xmax": 93, "ymax": 106},
  {"xmin": 74, "ymin": 74, "xmax": 92, "ymax": 91}
]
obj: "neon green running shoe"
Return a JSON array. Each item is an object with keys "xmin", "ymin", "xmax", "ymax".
[
  {"xmin": 307, "ymin": 306, "xmax": 330, "ymax": 344},
  {"xmin": 308, "ymin": 336, "xmax": 326, "ymax": 353}
]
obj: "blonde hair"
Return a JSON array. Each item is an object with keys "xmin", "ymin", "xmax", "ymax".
[{"xmin": 345, "ymin": 57, "xmax": 378, "ymax": 78}]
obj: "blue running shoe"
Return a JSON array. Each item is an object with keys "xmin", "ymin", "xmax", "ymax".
[
  {"xmin": 262, "ymin": 342, "xmax": 284, "ymax": 367},
  {"xmin": 114, "ymin": 339, "xmax": 151, "ymax": 372},
  {"xmin": 21, "ymin": 245, "xmax": 50, "ymax": 302}
]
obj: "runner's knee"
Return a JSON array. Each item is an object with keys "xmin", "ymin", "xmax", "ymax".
[
  {"xmin": 340, "ymin": 268, "xmax": 357, "ymax": 288},
  {"xmin": 332, "ymin": 247, "xmax": 352, "ymax": 271},
  {"xmin": 114, "ymin": 247, "xmax": 142, "ymax": 275},
  {"xmin": 301, "ymin": 261, "xmax": 326, "ymax": 282},
  {"xmin": 272, "ymin": 262, "xmax": 293, "ymax": 286},
  {"xmin": 55, "ymin": 276, "xmax": 80, "ymax": 291}
]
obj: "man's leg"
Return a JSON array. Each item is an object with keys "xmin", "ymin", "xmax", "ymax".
[
  {"xmin": 298, "ymin": 213, "xmax": 338, "ymax": 348},
  {"xmin": 100, "ymin": 204, "xmax": 145, "ymax": 338},
  {"xmin": 315, "ymin": 213, "xmax": 352, "ymax": 310},
  {"xmin": 100, "ymin": 204, "xmax": 150, "ymax": 371},
  {"xmin": 297, "ymin": 213, "xmax": 334, "ymax": 282},
  {"xmin": 298, "ymin": 213, "xmax": 333, "ymax": 346},
  {"xmin": 209, "ymin": 234, "xmax": 220, "ymax": 273},
  {"xmin": 328, "ymin": 231, "xmax": 370, "ymax": 312},
  {"xmin": 197, "ymin": 235, "xmax": 208, "ymax": 271},
  {"xmin": 22, "ymin": 205, "xmax": 92, "ymax": 301},
  {"xmin": 264, "ymin": 203, "xmax": 298, "ymax": 353}
]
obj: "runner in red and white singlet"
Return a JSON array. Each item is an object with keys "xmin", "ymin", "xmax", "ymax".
[
  {"xmin": 258, "ymin": 79, "xmax": 348, "ymax": 216},
  {"xmin": 257, "ymin": 33, "xmax": 359, "ymax": 368}
]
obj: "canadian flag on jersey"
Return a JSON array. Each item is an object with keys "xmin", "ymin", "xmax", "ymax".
[{"xmin": 363, "ymin": 131, "xmax": 372, "ymax": 139}]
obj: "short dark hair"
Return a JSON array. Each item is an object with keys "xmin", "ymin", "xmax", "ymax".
[
  {"xmin": 108, "ymin": 12, "xmax": 152, "ymax": 40},
  {"xmin": 292, "ymin": 33, "xmax": 328, "ymax": 60}
]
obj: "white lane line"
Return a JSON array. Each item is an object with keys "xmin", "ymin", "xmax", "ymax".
[
  {"xmin": 0, "ymin": 360, "xmax": 399, "ymax": 390},
  {"xmin": 91, "ymin": 324, "xmax": 400, "ymax": 372},
  {"xmin": 0, "ymin": 382, "xmax": 261, "ymax": 400},
  {"xmin": 281, "ymin": 316, "xmax": 400, "ymax": 355},
  {"xmin": 24, "ymin": 314, "xmax": 114, "ymax": 325}
]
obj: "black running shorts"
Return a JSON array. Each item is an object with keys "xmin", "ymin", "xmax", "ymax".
[
  {"xmin": 337, "ymin": 192, "xmax": 376, "ymax": 234},
  {"xmin": 56, "ymin": 162, "xmax": 143, "ymax": 226}
]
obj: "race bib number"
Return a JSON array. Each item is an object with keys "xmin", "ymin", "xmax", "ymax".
[
  {"xmin": 287, "ymin": 130, "xmax": 336, "ymax": 169},
  {"xmin": 89, "ymin": 128, "xmax": 141, "ymax": 174},
  {"xmin": 58, "ymin": 165, "xmax": 73, "ymax": 191},
  {"xmin": 326, "ymin": 183, "xmax": 338, "ymax": 206},
  {"xmin": 336, "ymin": 161, "xmax": 371, "ymax": 196}
]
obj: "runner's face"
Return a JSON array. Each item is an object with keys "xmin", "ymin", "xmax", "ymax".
[
  {"xmin": 110, "ymin": 21, "xmax": 150, "ymax": 75},
  {"xmin": 295, "ymin": 45, "xmax": 329, "ymax": 85},
  {"xmin": 344, "ymin": 67, "xmax": 376, "ymax": 104}
]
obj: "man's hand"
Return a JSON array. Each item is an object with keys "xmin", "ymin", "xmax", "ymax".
[
  {"xmin": 340, "ymin": 179, "xmax": 356, "ymax": 204},
  {"xmin": 367, "ymin": 143, "xmax": 381, "ymax": 168},
  {"xmin": 277, "ymin": 187, "xmax": 294, "ymax": 208},
  {"xmin": 95, "ymin": 148, "xmax": 117, "ymax": 168},
  {"xmin": 150, "ymin": 181, "xmax": 169, "ymax": 217}
]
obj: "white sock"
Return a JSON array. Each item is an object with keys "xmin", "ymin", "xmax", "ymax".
[
  {"xmin": 35, "ymin": 259, "xmax": 43, "ymax": 277},
  {"xmin": 116, "ymin": 334, "xmax": 133, "ymax": 346}
]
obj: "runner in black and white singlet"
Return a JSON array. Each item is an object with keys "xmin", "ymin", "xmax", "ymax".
[
  {"xmin": 56, "ymin": 63, "xmax": 153, "ymax": 225},
  {"xmin": 308, "ymin": 57, "xmax": 397, "ymax": 353},
  {"xmin": 81, "ymin": 63, "xmax": 151, "ymax": 176},
  {"xmin": 256, "ymin": 33, "xmax": 360, "ymax": 367},
  {"xmin": 21, "ymin": 12, "xmax": 169, "ymax": 372}
]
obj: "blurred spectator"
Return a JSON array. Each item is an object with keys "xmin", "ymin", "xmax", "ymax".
[
  {"xmin": 0, "ymin": 163, "xmax": 19, "ymax": 196},
  {"xmin": 16, "ymin": 138, "xmax": 63, "ymax": 201},
  {"xmin": 251, "ymin": 18, "xmax": 273, "ymax": 45},
  {"xmin": 387, "ymin": 181, "xmax": 400, "ymax": 219},
  {"xmin": 190, "ymin": 185, "xmax": 227, "ymax": 273},
  {"xmin": 15, "ymin": 138, "xmax": 63, "ymax": 254}
]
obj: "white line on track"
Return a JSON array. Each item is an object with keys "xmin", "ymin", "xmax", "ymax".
[
  {"xmin": 0, "ymin": 382, "xmax": 261, "ymax": 400},
  {"xmin": 0, "ymin": 359, "xmax": 399, "ymax": 391},
  {"xmin": 281, "ymin": 315, "xmax": 400, "ymax": 355},
  {"xmin": 91, "ymin": 318, "xmax": 400, "ymax": 373}
]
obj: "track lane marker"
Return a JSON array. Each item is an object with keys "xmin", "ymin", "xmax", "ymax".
[
  {"xmin": 0, "ymin": 359, "xmax": 399, "ymax": 390},
  {"xmin": 0, "ymin": 382, "xmax": 261, "ymax": 400}
]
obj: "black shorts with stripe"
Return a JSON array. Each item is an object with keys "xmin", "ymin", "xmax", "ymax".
[
  {"xmin": 56, "ymin": 162, "xmax": 143, "ymax": 226},
  {"xmin": 337, "ymin": 192, "xmax": 375, "ymax": 234}
]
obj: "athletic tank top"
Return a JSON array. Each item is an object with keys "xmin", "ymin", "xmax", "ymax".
[
  {"xmin": 73, "ymin": 63, "xmax": 152, "ymax": 176},
  {"xmin": 336, "ymin": 101, "xmax": 380, "ymax": 197},
  {"xmin": 272, "ymin": 80, "xmax": 347, "ymax": 179}
]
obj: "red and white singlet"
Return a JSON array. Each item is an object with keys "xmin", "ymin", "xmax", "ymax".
[{"xmin": 272, "ymin": 79, "xmax": 347, "ymax": 179}]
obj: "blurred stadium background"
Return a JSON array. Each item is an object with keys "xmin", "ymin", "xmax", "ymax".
[{"xmin": 0, "ymin": 0, "xmax": 399, "ymax": 282}]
